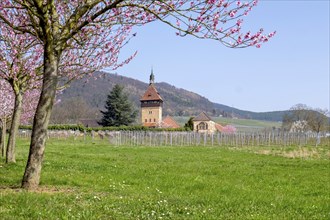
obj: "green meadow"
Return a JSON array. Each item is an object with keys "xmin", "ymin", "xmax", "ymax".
[
  {"xmin": 174, "ymin": 116, "xmax": 282, "ymax": 131},
  {"xmin": 0, "ymin": 138, "xmax": 329, "ymax": 219}
]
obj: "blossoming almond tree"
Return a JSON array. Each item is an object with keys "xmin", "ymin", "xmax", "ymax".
[
  {"xmin": 0, "ymin": 0, "xmax": 275, "ymax": 190},
  {"xmin": 0, "ymin": 80, "xmax": 14, "ymax": 157},
  {"xmin": 0, "ymin": 23, "xmax": 43, "ymax": 163},
  {"xmin": 5, "ymin": 89, "xmax": 40, "ymax": 163},
  {"xmin": 222, "ymin": 125, "xmax": 237, "ymax": 134},
  {"xmin": 0, "ymin": 81, "xmax": 39, "ymax": 162},
  {"xmin": 0, "ymin": 18, "xmax": 133, "ymax": 163}
]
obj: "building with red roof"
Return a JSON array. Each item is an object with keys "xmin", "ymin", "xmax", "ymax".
[
  {"xmin": 140, "ymin": 70, "xmax": 163, "ymax": 128},
  {"xmin": 140, "ymin": 71, "xmax": 181, "ymax": 129}
]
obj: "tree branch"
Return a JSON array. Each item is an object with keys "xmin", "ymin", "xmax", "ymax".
[{"xmin": 59, "ymin": 0, "xmax": 125, "ymax": 51}]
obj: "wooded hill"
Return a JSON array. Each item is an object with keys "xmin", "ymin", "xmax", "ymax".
[{"xmin": 51, "ymin": 71, "xmax": 288, "ymax": 124}]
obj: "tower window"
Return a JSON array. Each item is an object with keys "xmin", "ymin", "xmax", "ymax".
[
  {"xmin": 154, "ymin": 119, "xmax": 156, "ymax": 122},
  {"xmin": 149, "ymin": 111, "xmax": 152, "ymax": 114},
  {"xmin": 145, "ymin": 119, "xmax": 147, "ymax": 122},
  {"xmin": 149, "ymin": 119, "xmax": 151, "ymax": 122}
]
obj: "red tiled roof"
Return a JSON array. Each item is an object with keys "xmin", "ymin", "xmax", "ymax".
[
  {"xmin": 140, "ymin": 84, "xmax": 163, "ymax": 101},
  {"xmin": 161, "ymin": 116, "xmax": 180, "ymax": 128},
  {"xmin": 215, "ymin": 123, "xmax": 224, "ymax": 132},
  {"xmin": 192, "ymin": 112, "xmax": 212, "ymax": 121}
]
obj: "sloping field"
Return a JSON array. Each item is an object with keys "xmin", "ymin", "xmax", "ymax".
[
  {"xmin": 174, "ymin": 116, "xmax": 282, "ymax": 131},
  {"xmin": 0, "ymin": 138, "xmax": 329, "ymax": 219}
]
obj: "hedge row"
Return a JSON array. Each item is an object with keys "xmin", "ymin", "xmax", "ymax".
[{"xmin": 19, "ymin": 124, "xmax": 189, "ymax": 132}]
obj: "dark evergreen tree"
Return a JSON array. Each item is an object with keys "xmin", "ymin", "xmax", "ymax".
[
  {"xmin": 184, "ymin": 117, "xmax": 194, "ymax": 131},
  {"xmin": 98, "ymin": 84, "xmax": 138, "ymax": 127}
]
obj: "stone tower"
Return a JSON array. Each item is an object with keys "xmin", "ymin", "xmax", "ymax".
[{"xmin": 140, "ymin": 70, "xmax": 163, "ymax": 127}]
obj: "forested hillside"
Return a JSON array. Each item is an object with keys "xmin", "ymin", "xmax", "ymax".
[{"xmin": 51, "ymin": 72, "xmax": 288, "ymax": 123}]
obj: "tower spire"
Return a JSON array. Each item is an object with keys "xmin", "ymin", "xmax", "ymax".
[{"xmin": 149, "ymin": 68, "xmax": 155, "ymax": 85}]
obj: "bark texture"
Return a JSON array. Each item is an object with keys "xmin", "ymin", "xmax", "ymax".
[
  {"xmin": 6, "ymin": 92, "xmax": 23, "ymax": 163},
  {"xmin": 0, "ymin": 118, "xmax": 6, "ymax": 157},
  {"xmin": 21, "ymin": 52, "xmax": 58, "ymax": 190}
]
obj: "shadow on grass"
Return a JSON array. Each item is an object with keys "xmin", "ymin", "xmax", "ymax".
[{"xmin": 0, "ymin": 185, "xmax": 76, "ymax": 194}]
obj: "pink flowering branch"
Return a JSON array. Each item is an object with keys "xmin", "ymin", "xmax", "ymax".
[
  {"xmin": 0, "ymin": 80, "xmax": 14, "ymax": 157},
  {"xmin": 0, "ymin": 80, "xmax": 14, "ymax": 121},
  {"xmin": 116, "ymin": 0, "xmax": 275, "ymax": 48},
  {"xmin": 0, "ymin": 23, "xmax": 42, "ymax": 163}
]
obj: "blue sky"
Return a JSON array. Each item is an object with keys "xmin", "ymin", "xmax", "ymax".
[{"xmin": 111, "ymin": 1, "xmax": 329, "ymax": 113}]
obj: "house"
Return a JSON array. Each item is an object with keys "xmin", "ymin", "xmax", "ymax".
[{"xmin": 192, "ymin": 112, "xmax": 223, "ymax": 133}]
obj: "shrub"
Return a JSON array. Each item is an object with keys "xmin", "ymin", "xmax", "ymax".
[{"xmin": 19, "ymin": 124, "xmax": 187, "ymax": 132}]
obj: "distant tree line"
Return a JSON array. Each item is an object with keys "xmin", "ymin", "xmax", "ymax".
[
  {"xmin": 19, "ymin": 124, "xmax": 188, "ymax": 132},
  {"xmin": 282, "ymin": 104, "xmax": 329, "ymax": 146}
]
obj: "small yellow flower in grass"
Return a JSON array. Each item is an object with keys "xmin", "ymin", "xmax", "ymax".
[{"xmin": 93, "ymin": 195, "xmax": 101, "ymax": 200}]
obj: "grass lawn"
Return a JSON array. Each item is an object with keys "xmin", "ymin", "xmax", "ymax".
[{"xmin": 0, "ymin": 138, "xmax": 329, "ymax": 219}]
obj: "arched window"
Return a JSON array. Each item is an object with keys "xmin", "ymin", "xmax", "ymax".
[{"xmin": 197, "ymin": 122, "xmax": 208, "ymax": 130}]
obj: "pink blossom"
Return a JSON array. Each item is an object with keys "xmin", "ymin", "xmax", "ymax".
[
  {"xmin": 229, "ymin": 10, "xmax": 236, "ymax": 17},
  {"xmin": 222, "ymin": 125, "xmax": 237, "ymax": 134}
]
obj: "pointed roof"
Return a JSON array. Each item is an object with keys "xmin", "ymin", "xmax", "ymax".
[
  {"xmin": 149, "ymin": 68, "xmax": 155, "ymax": 84},
  {"xmin": 140, "ymin": 84, "xmax": 163, "ymax": 101},
  {"xmin": 161, "ymin": 116, "xmax": 180, "ymax": 128},
  {"xmin": 192, "ymin": 112, "xmax": 212, "ymax": 121}
]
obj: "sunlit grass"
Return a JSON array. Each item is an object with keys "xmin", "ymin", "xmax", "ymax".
[{"xmin": 0, "ymin": 138, "xmax": 329, "ymax": 219}]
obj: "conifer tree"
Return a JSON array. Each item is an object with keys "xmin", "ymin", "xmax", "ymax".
[
  {"xmin": 99, "ymin": 84, "xmax": 137, "ymax": 127},
  {"xmin": 184, "ymin": 117, "xmax": 194, "ymax": 131}
]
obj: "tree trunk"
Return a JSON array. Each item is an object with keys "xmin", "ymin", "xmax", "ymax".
[
  {"xmin": 6, "ymin": 92, "xmax": 23, "ymax": 163},
  {"xmin": 0, "ymin": 127, "xmax": 2, "ymax": 156},
  {"xmin": 21, "ymin": 53, "xmax": 58, "ymax": 190},
  {"xmin": 315, "ymin": 132, "xmax": 321, "ymax": 147},
  {"xmin": 0, "ymin": 118, "xmax": 6, "ymax": 157}
]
